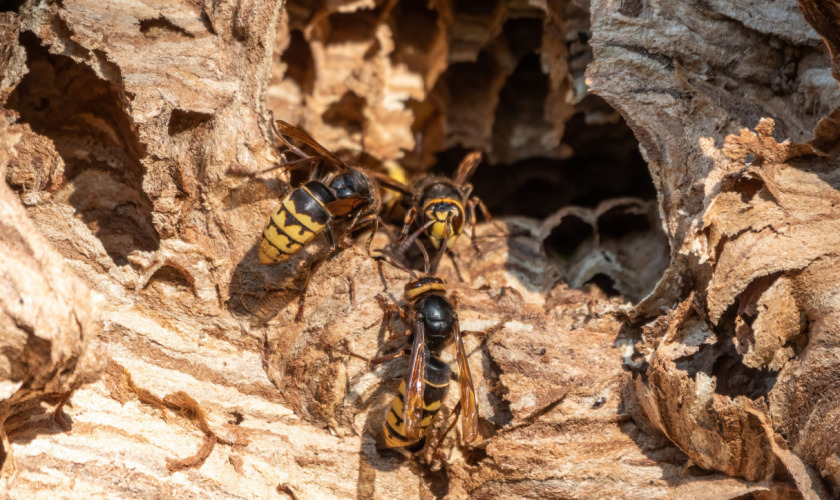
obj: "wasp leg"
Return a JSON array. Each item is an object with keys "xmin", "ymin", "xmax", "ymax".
[
  {"xmin": 0, "ymin": 425, "xmax": 16, "ymax": 477},
  {"xmin": 431, "ymin": 400, "xmax": 462, "ymax": 461},
  {"xmin": 324, "ymin": 224, "xmax": 338, "ymax": 252},
  {"xmin": 338, "ymin": 209, "xmax": 365, "ymax": 248},
  {"xmin": 294, "ymin": 256, "xmax": 325, "ymax": 322},
  {"xmin": 375, "ymin": 294, "xmax": 406, "ymax": 340},
  {"xmin": 294, "ymin": 227, "xmax": 339, "ymax": 322},
  {"xmin": 318, "ymin": 339, "xmax": 405, "ymax": 366},
  {"xmin": 394, "ymin": 207, "xmax": 419, "ymax": 246},
  {"xmin": 334, "ymin": 212, "xmax": 379, "ymax": 252},
  {"xmin": 392, "ymin": 218, "xmax": 433, "ymax": 265},
  {"xmin": 472, "ymin": 194, "xmax": 507, "ymax": 235},
  {"xmin": 472, "ymin": 194, "xmax": 492, "ymax": 222},
  {"xmin": 354, "ymin": 214, "xmax": 380, "ymax": 256},
  {"xmin": 461, "ymin": 315, "xmax": 509, "ymax": 338},
  {"xmin": 466, "ymin": 198, "xmax": 483, "ymax": 259},
  {"xmin": 376, "ymin": 215, "xmax": 396, "ymax": 240}
]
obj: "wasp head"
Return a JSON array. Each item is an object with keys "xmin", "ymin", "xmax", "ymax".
[{"xmin": 422, "ymin": 199, "xmax": 465, "ymax": 249}]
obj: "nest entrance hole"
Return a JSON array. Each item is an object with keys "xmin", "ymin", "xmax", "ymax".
[
  {"xmin": 434, "ymin": 98, "xmax": 655, "ymax": 218},
  {"xmin": 433, "ymin": 96, "xmax": 663, "ymax": 301},
  {"xmin": 7, "ymin": 31, "xmax": 159, "ymax": 265}
]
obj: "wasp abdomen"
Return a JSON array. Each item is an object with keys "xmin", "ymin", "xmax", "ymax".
[
  {"xmin": 383, "ymin": 357, "xmax": 451, "ymax": 450},
  {"xmin": 259, "ymin": 181, "xmax": 337, "ymax": 264}
]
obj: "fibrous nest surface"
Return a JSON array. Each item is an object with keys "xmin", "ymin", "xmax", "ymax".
[{"xmin": 0, "ymin": 0, "xmax": 839, "ymax": 499}]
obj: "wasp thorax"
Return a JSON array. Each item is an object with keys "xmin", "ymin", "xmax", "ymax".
[
  {"xmin": 414, "ymin": 294, "xmax": 455, "ymax": 343},
  {"xmin": 422, "ymin": 181, "xmax": 460, "ymax": 201}
]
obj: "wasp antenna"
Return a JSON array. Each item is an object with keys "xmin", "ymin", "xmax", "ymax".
[
  {"xmin": 415, "ymin": 238, "xmax": 430, "ymax": 276},
  {"xmin": 267, "ymin": 110, "xmax": 281, "ymax": 142},
  {"xmin": 258, "ymin": 156, "xmax": 315, "ymax": 175},
  {"xmin": 430, "ymin": 225, "xmax": 450, "ymax": 274},
  {"xmin": 268, "ymin": 110, "xmax": 291, "ymax": 151},
  {"xmin": 397, "ymin": 219, "xmax": 434, "ymax": 257},
  {"xmin": 268, "ymin": 111, "xmax": 309, "ymax": 159},
  {"xmin": 258, "ymin": 163, "xmax": 284, "ymax": 175},
  {"xmin": 375, "ymin": 245, "xmax": 418, "ymax": 280}
]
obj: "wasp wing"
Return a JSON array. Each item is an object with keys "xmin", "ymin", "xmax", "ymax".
[
  {"xmin": 325, "ymin": 195, "xmax": 367, "ymax": 217},
  {"xmin": 402, "ymin": 316, "xmax": 427, "ymax": 442},
  {"xmin": 453, "ymin": 313, "xmax": 479, "ymax": 442},
  {"xmin": 272, "ymin": 119, "xmax": 349, "ymax": 171},
  {"xmin": 453, "ymin": 151, "xmax": 483, "ymax": 187}
]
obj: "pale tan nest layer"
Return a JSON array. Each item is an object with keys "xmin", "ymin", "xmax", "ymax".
[{"xmin": 0, "ymin": 0, "xmax": 840, "ymax": 499}]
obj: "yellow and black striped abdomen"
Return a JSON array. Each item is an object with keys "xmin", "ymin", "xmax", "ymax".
[
  {"xmin": 383, "ymin": 357, "xmax": 451, "ymax": 451},
  {"xmin": 259, "ymin": 182, "xmax": 337, "ymax": 264}
]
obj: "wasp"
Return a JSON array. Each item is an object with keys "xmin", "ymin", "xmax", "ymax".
[
  {"xmin": 244, "ymin": 113, "xmax": 397, "ymax": 319},
  {"xmin": 258, "ymin": 114, "xmax": 382, "ymax": 265},
  {"xmin": 381, "ymin": 272, "xmax": 478, "ymax": 451},
  {"xmin": 376, "ymin": 151, "xmax": 492, "ymax": 271},
  {"xmin": 321, "ymin": 246, "xmax": 480, "ymax": 452}
]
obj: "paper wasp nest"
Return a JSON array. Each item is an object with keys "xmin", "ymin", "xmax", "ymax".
[{"xmin": 0, "ymin": 0, "xmax": 839, "ymax": 498}]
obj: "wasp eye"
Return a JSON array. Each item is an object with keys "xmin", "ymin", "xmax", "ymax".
[
  {"xmin": 331, "ymin": 171, "xmax": 372, "ymax": 200},
  {"xmin": 330, "ymin": 173, "xmax": 359, "ymax": 199}
]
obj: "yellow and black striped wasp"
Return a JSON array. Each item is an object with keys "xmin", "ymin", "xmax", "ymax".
[
  {"xmin": 243, "ymin": 113, "xmax": 399, "ymax": 319},
  {"xmin": 376, "ymin": 151, "xmax": 492, "ymax": 271},
  {"xmin": 322, "ymin": 245, "xmax": 480, "ymax": 452},
  {"xmin": 381, "ymin": 271, "xmax": 479, "ymax": 451},
  {"xmin": 258, "ymin": 114, "xmax": 383, "ymax": 265}
]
